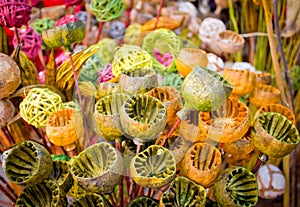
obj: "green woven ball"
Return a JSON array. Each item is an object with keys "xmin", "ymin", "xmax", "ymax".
[
  {"xmin": 89, "ymin": 0, "xmax": 124, "ymax": 22},
  {"xmin": 142, "ymin": 29, "xmax": 182, "ymax": 74},
  {"xmin": 32, "ymin": 18, "xmax": 55, "ymax": 34},
  {"xmin": 19, "ymin": 88, "xmax": 63, "ymax": 128},
  {"xmin": 112, "ymin": 44, "xmax": 153, "ymax": 77},
  {"xmin": 124, "ymin": 23, "xmax": 142, "ymax": 45},
  {"xmin": 162, "ymin": 73, "xmax": 184, "ymax": 95}
]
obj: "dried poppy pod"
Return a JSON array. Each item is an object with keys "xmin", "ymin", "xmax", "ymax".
[
  {"xmin": 222, "ymin": 68, "xmax": 256, "ymax": 98},
  {"xmin": 0, "ymin": 99, "xmax": 15, "ymax": 127},
  {"xmin": 127, "ymin": 196, "xmax": 159, "ymax": 207},
  {"xmin": 255, "ymin": 72, "xmax": 272, "ymax": 85},
  {"xmin": 251, "ymin": 112, "xmax": 300, "ymax": 158},
  {"xmin": 42, "ymin": 20, "xmax": 85, "ymax": 52},
  {"xmin": 119, "ymin": 68, "xmax": 158, "ymax": 95},
  {"xmin": 0, "ymin": 53, "xmax": 21, "ymax": 99},
  {"xmin": 179, "ymin": 110, "xmax": 206, "ymax": 143},
  {"xmin": 16, "ymin": 180, "xmax": 67, "ymax": 207},
  {"xmin": 120, "ymin": 94, "xmax": 167, "ymax": 142},
  {"xmin": 223, "ymin": 128, "xmax": 254, "ymax": 155},
  {"xmin": 145, "ymin": 86, "xmax": 183, "ymax": 127},
  {"xmin": 3, "ymin": 140, "xmax": 53, "ymax": 186},
  {"xmin": 160, "ymin": 176, "xmax": 206, "ymax": 207},
  {"xmin": 70, "ymin": 194, "xmax": 110, "ymax": 207},
  {"xmin": 156, "ymin": 133, "xmax": 192, "ymax": 163},
  {"xmin": 130, "ymin": 145, "xmax": 176, "ymax": 188},
  {"xmin": 96, "ymin": 82, "xmax": 119, "ymax": 100},
  {"xmin": 199, "ymin": 97, "xmax": 251, "ymax": 143},
  {"xmin": 254, "ymin": 104, "xmax": 296, "ymax": 124},
  {"xmin": 182, "ymin": 66, "xmax": 232, "ymax": 112},
  {"xmin": 249, "ymin": 84, "xmax": 281, "ymax": 108},
  {"xmin": 217, "ymin": 30, "xmax": 245, "ymax": 54},
  {"xmin": 46, "ymin": 108, "xmax": 84, "ymax": 151},
  {"xmin": 181, "ymin": 142, "xmax": 222, "ymax": 188},
  {"xmin": 94, "ymin": 93, "xmax": 130, "ymax": 141},
  {"xmin": 49, "ymin": 160, "xmax": 73, "ymax": 193},
  {"xmin": 175, "ymin": 48, "xmax": 208, "ymax": 77},
  {"xmin": 70, "ymin": 142, "xmax": 124, "ymax": 194},
  {"xmin": 225, "ymin": 149, "xmax": 259, "ymax": 167},
  {"xmin": 214, "ymin": 167, "xmax": 258, "ymax": 207}
]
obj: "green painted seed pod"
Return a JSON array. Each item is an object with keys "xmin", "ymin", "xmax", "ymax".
[
  {"xmin": 130, "ymin": 145, "xmax": 176, "ymax": 188},
  {"xmin": 42, "ymin": 20, "xmax": 85, "ymax": 52},
  {"xmin": 119, "ymin": 68, "xmax": 158, "ymax": 95},
  {"xmin": 70, "ymin": 142, "xmax": 124, "ymax": 194},
  {"xmin": 120, "ymin": 94, "xmax": 167, "ymax": 142},
  {"xmin": 4, "ymin": 140, "xmax": 53, "ymax": 186},
  {"xmin": 214, "ymin": 167, "xmax": 258, "ymax": 207},
  {"xmin": 70, "ymin": 194, "xmax": 111, "ymax": 207},
  {"xmin": 94, "ymin": 93, "xmax": 130, "ymax": 141},
  {"xmin": 49, "ymin": 160, "xmax": 73, "ymax": 193},
  {"xmin": 16, "ymin": 180, "xmax": 67, "ymax": 207},
  {"xmin": 127, "ymin": 196, "xmax": 159, "ymax": 207},
  {"xmin": 182, "ymin": 66, "xmax": 232, "ymax": 112},
  {"xmin": 251, "ymin": 112, "xmax": 300, "ymax": 158},
  {"xmin": 160, "ymin": 176, "xmax": 206, "ymax": 207}
]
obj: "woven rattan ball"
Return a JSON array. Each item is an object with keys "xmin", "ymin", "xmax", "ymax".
[
  {"xmin": 89, "ymin": 0, "xmax": 124, "ymax": 22},
  {"xmin": 19, "ymin": 88, "xmax": 63, "ymax": 128},
  {"xmin": 96, "ymin": 38, "xmax": 117, "ymax": 64},
  {"xmin": 55, "ymin": 14, "xmax": 78, "ymax": 26},
  {"xmin": 124, "ymin": 23, "xmax": 142, "ymax": 45},
  {"xmin": 98, "ymin": 63, "xmax": 114, "ymax": 83},
  {"xmin": 0, "ymin": 0, "xmax": 32, "ymax": 28},
  {"xmin": 112, "ymin": 44, "xmax": 153, "ymax": 77},
  {"xmin": 13, "ymin": 27, "xmax": 42, "ymax": 59},
  {"xmin": 142, "ymin": 28, "xmax": 181, "ymax": 74},
  {"xmin": 32, "ymin": 18, "xmax": 55, "ymax": 34}
]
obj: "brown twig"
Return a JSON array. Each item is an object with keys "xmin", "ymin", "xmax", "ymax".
[
  {"xmin": 273, "ymin": 0, "xmax": 294, "ymax": 110},
  {"xmin": 262, "ymin": 0, "xmax": 288, "ymax": 107},
  {"xmin": 154, "ymin": 0, "xmax": 164, "ymax": 30},
  {"xmin": 95, "ymin": 22, "xmax": 104, "ymax": 44}
]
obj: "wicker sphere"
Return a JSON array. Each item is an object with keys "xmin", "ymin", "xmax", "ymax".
[
  {"xmin": 89, "ymin": 0, "xmax": 124, "ymax": 22},
  {"xmin": 0, "ymin": 0, "xmax": 32, "ymax": 28},
  {"xmin": 0, "ymin": 53, "xmax": 21, "ymax": 99},
  {"xmin": 96, "ymin": 38, "xmax": 117, "ymax": 64},
  {"xmin": 19, "ymin": 88, "xmax": 63, "ymax": 128},
  {"xmin": 112, "ymin": 44, "xmax": 153, "ymax": 77},
  {"xmin": 32, "ymin": 18, "xmax": 55, "ymax": 34},
  {"xmin": 0, "ymin": 99, "xmax": 15, "ymax": 127},
  {"xmin": 124, "ymin": 23, "xmax": 142, "ymax": 45},
  {"xmin": 13, "ymin": 27, "xmax": 42, "ymax": 59},
  {"xmin": 257, "ymin": 164, "xmax": 285, "ymax": 199},
  {"xmin": 55, "ymin": 14, "xmax": 78, "ymax": 26}
]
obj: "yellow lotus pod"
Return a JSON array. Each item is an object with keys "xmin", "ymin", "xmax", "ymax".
[{"xmin": 112, "ymin": 44, "xmax": 153, "ymax": 78}]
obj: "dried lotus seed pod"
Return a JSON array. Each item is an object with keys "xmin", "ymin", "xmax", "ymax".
[
  {"xmin": 255, "ymin": 72, "xmax": 272, "ymax": 85},
  {"xmin": 182, "ymin": 66, "xmax": 232, "ymax": 112},
  {"xmin": 0, "ymin": 98, "xmax": 15, "ymax": 127},
  {"xmin": 217, "ymin": 30, "xmax": 245, "ymax": 54},
  {"xmin": 145, "ymin": 86, "xmax": 183, "ymax": 127},
  {"xmin": 70, "ymin": 142, "xmax": 124, "ymax": 194},
  {"xmin": 119, "ymin": 68, "xmax": 158, "ymax": 95},
  {"xmin": 120, "ymin": 94, "xmax": 167, "ymax": 142},
  {"xmin": 127, "ymin": 196, "xmax": 159, "ymax": 207},
  {"xmin": 251, "ymin": 112, "xmax": 300, "ymax": 158},
  {"xmin": 214, "ymin": 167, "xmax": 258, "ymax": 207},
  {"xmin": 222, "ymin": 68, "xmax": 256, "ymax": 98},
  {"xmin": 130, "ymin": 145, "xmax": 176, "ymax": 188},
  {"xmin": 49, "ymin": 160, "xmax": 73, "ymax": 193},
  {"xmin": 199, "ymin": 97, "xmax": 251, "ymax": 143},
  {"xmin": 249, "ymin": 84, "xmax": 281, "ymax": 108},
  {"xmin": 46, "ymin": 108, "xmax": 84, "ymax": 151},
  {"xmin": 181, "ymin": 142, "xmax": 222, "ymax": 188},
  {"xmin": 94, "ymin": 93, "xmax": 130, "ymax": 141},
  {"xmin": 4, "ymin": 140, "xmax": 53, "ymax": 186},
  {"xmin": 254, "ymin": 103, "xmax": 296, "ymax": 125},
  {"xmin": 0, "ymin": 53, "xmax": 21, "ymax": 99},
  {"xmin": 70, "ymin": 193, "xmax": 111, "ymax": 207},
  {"xmin": 16, "ymin": 180, "xmax": 67, "ymax": 207},
  {"xmin": 160, "ymin": 176, "xmax": 206, "ymax": 207}
]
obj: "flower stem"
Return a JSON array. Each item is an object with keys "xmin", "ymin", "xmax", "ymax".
[
  {"xmin": 95, "ymin": 22, "xmax": 104, "ymax": 44},
  {"xmin": 154, "ymin": 0, "xmax": 164, "ymax": 30}
]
